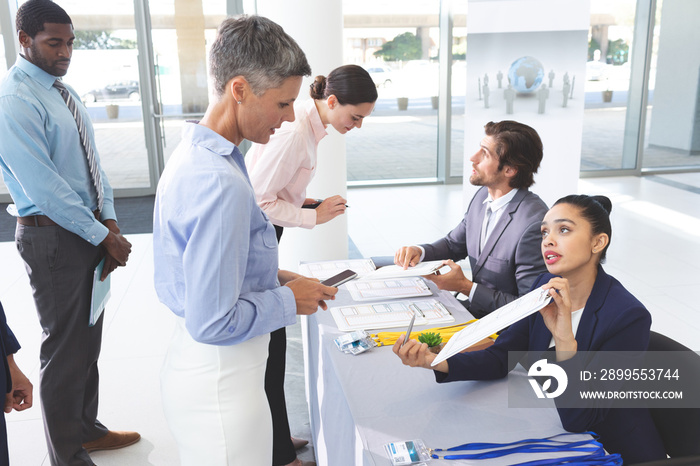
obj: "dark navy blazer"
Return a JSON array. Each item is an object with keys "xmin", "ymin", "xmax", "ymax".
[
  {"xmin": 0, "ymin": 301, "xmax": 21, "ymax": 465},
  {"xmin": 435, "ymin": 267, "xmax": 667, "ymax": 464}
]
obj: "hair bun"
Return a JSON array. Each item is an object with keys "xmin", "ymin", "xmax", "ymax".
[
  {"xmin": 591, "ymin": 195, "xmax": 612, "ymax": 215},
  {"xmin": 309, "ymin": 75, "xmax": 326, "ymax": 99}
]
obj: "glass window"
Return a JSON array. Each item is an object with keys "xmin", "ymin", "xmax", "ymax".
[
  {"xmin": 581, "ymin": 0, "xmax": 637, "ymax": 171},
  {"xmin": 0, "ymin": 32, "xmax": 7, "ymax": 196},
  {"xmin": 582, "ymin": 0, "xmax": 700, "ymax": 174},
  {"xmin": 25, "ymin": 0, "xmax": 153, "ymax": 191},
  {"xmin": 344, "ymin": 1, "xmax": 440, "ymax": 183},
  {"xmin": 149, "ymin": 0, "xmax": 226, "ymax": 165},
  {"xmin": 641, "ymin": 0, "xmax": 700, "ymax": 170},
  {"xmin": 450, "ymin": 7, "xmax": 467, "ymax": 178}
]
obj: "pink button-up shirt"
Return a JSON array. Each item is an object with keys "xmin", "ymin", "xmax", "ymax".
[{"xmin": 246, "ymin": 99, "xmax": 328, "ymax": 229}]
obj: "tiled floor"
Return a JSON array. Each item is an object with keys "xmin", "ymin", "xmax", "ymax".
[{"xmin": 2, "ymin": 173, "xmax": 699, "ymax": 465}]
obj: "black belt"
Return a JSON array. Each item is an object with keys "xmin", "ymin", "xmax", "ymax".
[{"xmin": 17, "ymin": 210, "xmax": 100, "ymax": 227}]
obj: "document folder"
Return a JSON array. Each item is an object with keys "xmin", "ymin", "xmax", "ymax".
[{"xmin": 89, "ymin": 257, "xmax": 111, "ymax": 327}]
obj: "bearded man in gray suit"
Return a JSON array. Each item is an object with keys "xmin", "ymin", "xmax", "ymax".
[{"xmin": 395, "ymin": 121, "xmax": 548, "ymax": 318}]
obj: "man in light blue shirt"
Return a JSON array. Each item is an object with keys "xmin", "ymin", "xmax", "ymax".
[{"xmin": 0, "ymin": 1, "xmax": 138, "ymax": 464}]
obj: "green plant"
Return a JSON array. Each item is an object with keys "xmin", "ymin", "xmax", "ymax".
[
  {"xmin": 74, "ymin": 30, "xmax": 137, "ymax": 50},
  {"xmin": 418, "ymin": 332, "xmax": 443, "ymax": 348},
  {"xmin": 373, "ymin": 32, "xmax": 422, "ymax": 62}
]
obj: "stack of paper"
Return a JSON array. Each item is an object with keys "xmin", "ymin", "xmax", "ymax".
[
  {"xmin": 330, "ymin": 298, "xmax": 454, "ymax": 332},
  {"xmin": 299, "ymin": 258, "xmax": 376, "ymax": 281}
]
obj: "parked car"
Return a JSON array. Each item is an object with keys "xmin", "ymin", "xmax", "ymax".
[
  {"xmin": 82, "ymin": 81, "xmax": 140, "ymax": 103},
  {"xmin": 366, "ymin": 65, "xmax": 393, "ymax": 87}
]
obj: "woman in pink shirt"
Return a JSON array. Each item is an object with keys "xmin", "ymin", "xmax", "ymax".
[
  {"xmin": 247, "ymin": 64, "xmax": 377, "ymax": 240},
  {"xmin": 246, "ymin": 64, "xmax": 377, "ymax": 466}
]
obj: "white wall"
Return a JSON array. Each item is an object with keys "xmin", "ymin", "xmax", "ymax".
[{"xmin": 463, "ymin": 0, "xmax": 591, "ymax": 209}]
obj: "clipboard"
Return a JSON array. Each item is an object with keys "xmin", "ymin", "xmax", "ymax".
[
  {"xmin": 344, "ymin": 277, "xmax": 432, "ymax": 301},
  {"xmin": 359, "ymin": 260, "xmax": 444, "ymax": 281},
  {"xmin": 431, "ymin": 287, "xmax": 552, "ymax": 366},
  {"xmin": 330, "ymin": 298, "xmax": 454, "ymax": 332},
  {"xmin": 89, "ymin": 257, "xmax": 111, "ymax": 327}
]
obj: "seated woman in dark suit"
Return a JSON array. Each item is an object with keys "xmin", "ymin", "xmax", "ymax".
[
  {"xmin": 0, "ymin": 301, "xmax": 33, "ymax": 464},
  {"xmin": 394, "ymin": 194, "xmax": 667, "ymax": 464}
]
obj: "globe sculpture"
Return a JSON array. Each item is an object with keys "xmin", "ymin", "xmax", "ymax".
[{"xmin": 508, "ymin": 56, "xmax": 544, "ymax": 93}]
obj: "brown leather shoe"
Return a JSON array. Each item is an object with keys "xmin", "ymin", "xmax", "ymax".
[
  {"xmin": 83, "ymin": 430, "xmax": 141, "ymax": 453},
  {"xmin": 291, "ymin": 436, "xmax": 309, "ymax": 450}
]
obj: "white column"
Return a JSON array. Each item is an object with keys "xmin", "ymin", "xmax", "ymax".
[
  {"xmin": 256, "ymin": 0, "xmax": 348, "ymax": 271},
  {"xmin": 1, "ymin": 0, "xmax": 19, "ymax": 69}
]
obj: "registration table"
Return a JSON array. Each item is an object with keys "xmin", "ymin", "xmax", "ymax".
[{"xmin": 302, "ymin": 280, "xmax": 591, "ymax": 466}]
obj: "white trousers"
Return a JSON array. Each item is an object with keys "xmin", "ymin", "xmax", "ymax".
[{"xmin": 161, "ymin": 320, "xmax": 272, "ymax": 466}]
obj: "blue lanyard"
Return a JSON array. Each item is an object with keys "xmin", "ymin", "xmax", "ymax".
[
  {"xmin": 431, "ymin": 432, "xmax": 622, "ymax": 465},
  {"xmin": 514, "ymin": 452, "xmax": 622, "ymax": 465}
]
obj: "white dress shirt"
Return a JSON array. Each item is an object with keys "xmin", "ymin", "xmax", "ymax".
[
  {"xmin": 479, "ymin": 188, "xmax": 519, "ymax": 248},
  {"xmin": 469, "ymin": 188, "xmax": 519, "ymax": 300},
  {"xmin": 549, "ymin": 308, "xmax": 585, "ymax": 348},
  {"xmin": 418, "ymin": 188, "xmax": 520, "ymax": 303}
]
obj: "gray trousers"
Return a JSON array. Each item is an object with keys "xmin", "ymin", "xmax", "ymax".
[{"xmin": 16, "ymin": 223, "xmax": 109, "ymax": 466}]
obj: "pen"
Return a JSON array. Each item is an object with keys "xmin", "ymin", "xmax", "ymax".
[{"xmin": 401, "ymin": 310, "xmax": 416, "ymax": 349}]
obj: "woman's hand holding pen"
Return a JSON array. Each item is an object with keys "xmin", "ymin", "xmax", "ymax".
[
  {"xmin": 315, "ymin": 195, "xmax": 347, "ymax": 225},
  {"xmin": 393, "ymin": 335, "xmax": 449, "ymax": 373}
]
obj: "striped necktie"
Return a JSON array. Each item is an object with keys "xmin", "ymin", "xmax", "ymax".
[{"xmin": 53, "ymin": 80, "xmax": 104, "ymax": 211}]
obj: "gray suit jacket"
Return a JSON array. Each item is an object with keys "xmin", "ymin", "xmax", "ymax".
[{"xmin": 421, "ymin": 187, "xmax": 548, "ymax": 317}]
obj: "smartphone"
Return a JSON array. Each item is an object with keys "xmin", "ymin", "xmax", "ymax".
[
  {"xmin": 321, "ymin": 269, "xmax": 357, "ymax": 287},
  {"xmin": 302, "ymin": 199, "xmax": 323, "ymax": 209}
]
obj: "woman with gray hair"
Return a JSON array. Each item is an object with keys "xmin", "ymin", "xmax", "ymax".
[{"xmin": 153, "ymin": 15, "xmax": 338, "ymax": 465}]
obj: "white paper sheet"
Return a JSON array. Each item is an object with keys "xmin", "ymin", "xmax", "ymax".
[
  {"xmin": 431, "ymin": 287, "xmax": 552, "ymax": 366},
  {"xmin": 330, "ymin": 298, "xmax": 455, "ymax": 332},
  {"xmin": 359, "ymin": 260, "xmax": 444, "ymax": 281},
  {"xmin": 344, "ymin": 277, "xmax": 432, "ymax": 301},
  {"xmin": 299, "ymin": 258, "xmax": 376, "ymax": 281}
]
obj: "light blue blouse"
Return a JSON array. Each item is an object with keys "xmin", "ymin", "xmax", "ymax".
[{"xmin": 153, "ymin": 122, "xmax": 296, "ymax": 345}]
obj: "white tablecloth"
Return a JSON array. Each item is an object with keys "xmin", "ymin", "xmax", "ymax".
[{"xmin": 303, "ymin": 281, "xmax": 591, "ymax": 466}]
